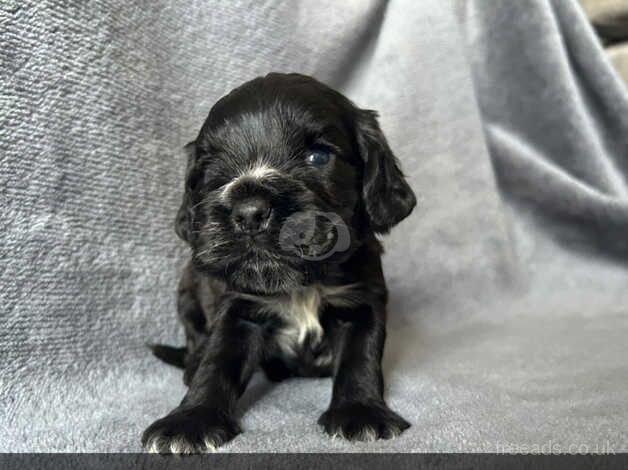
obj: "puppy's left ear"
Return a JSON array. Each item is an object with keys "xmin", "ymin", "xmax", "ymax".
[
  {"xmin": 355, "ymin": 109, "xmax": 417, "ymax": 233},
  {"xmin": 174, "ymin": 141, "xmax": 199, "ymax": 243}
]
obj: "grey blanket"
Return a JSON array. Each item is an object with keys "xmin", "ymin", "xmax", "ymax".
[{"xmin": 1, "ymin": 0, "xmax": 627, "ymax": 452}]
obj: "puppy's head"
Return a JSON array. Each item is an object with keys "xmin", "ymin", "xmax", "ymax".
[{"xmin": 176, "ymin": 73, "xmax": 416, "ymax": 294}]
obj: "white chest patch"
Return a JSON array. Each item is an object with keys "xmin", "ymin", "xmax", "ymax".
[
  {"xmin": 256, "ymin": 284, "xmax": 360, "ymax": 356},
  {"xmin": 272, "ymin": 286, "xmax": 323, "ymax": 355}
]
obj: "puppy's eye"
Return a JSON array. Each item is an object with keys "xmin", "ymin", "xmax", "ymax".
[{"xmin": 305, "ymin": 147, "xmax": 331, "ymax": 166}]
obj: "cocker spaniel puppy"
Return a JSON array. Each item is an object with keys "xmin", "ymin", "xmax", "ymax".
[{"xmin": 143, "ymin": 73, "xmax": 416, "ymax": 453}]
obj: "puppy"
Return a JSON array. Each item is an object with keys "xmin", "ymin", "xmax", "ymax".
[{"xmin": 142, "ymin": 73, "xmax": 416, "ymax": 453}]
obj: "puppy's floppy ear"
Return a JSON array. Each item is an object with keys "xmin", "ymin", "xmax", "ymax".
[
  {"xmin": 174, "ymin": 141, "xmax": 200, "ymax": 242},
  {"xmin": 355, "ymin": 109, "xmax": 417, "ymax": 233}
]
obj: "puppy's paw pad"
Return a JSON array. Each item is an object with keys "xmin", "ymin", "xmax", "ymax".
[
  {"xmin": 141, "ymin": 407, "xmax": 240, "ymax": 454},
  {"xmin": 318, "ymin": 402, "xmax": 410, "ymax": 442}
]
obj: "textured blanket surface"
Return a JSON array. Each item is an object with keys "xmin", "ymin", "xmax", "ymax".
[{"xmin": 1, "ymin": 0, "xmax": 627, "ymax": 452}]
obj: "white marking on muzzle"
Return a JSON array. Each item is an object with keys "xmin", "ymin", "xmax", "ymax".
[{"xmin": 220, "ymin": 164, "xmax": 279, "ymax": 201}]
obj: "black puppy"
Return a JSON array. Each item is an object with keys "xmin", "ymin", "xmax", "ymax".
[{"xmin": 143, "ymin": 73, "xmax": 416, "ymax": 453}]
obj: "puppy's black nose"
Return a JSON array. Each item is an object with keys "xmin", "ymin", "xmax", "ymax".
[{"xmin": 231, "ymin": 197, "xmax": 272, "ymax": 233}]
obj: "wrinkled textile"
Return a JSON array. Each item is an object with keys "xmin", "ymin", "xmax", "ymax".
[{"xmin": 1, "ymin": 0, "xmax": 627, "ymax": 452}]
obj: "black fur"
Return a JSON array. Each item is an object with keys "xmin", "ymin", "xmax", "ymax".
[{"xmin": 142, "ymin": 73, "xmax": 416, "ymax": 453}]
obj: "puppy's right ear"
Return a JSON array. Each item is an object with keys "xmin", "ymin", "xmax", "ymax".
[
  {"xmin": 174, "ymin": 141, "xmax": 200, "ymax": 242},
  {"xmin": 355, "ymin": 110, "xmax": 417, "ymax": 233}
]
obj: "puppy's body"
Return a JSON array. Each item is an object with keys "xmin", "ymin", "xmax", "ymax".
[{"xmin": 142, "ymin": 73, "xmax": 416, "ymax": 453}]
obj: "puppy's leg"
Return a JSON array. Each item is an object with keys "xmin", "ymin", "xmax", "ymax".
[
  {"xmin": 177, "ymin": 262, "xmax": 212, "ymax": 356},
  {"xmin": 178, "ymin": 263, "xmax": 224, "ymax": 385},
  {"xmin": 149, "ymin": 262, "xmax": 214, "ymax": 382},
  {"xmin": 142, "ymin": 299, "xmax": 263, "ymax": 454},
  {"xmin": 318, "ymin": 305, "xmax": 410, "ymax": 441}
]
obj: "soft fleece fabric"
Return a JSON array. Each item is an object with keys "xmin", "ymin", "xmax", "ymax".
[{"xmin": 1, "ymin": 0, "xmax": 627, "ymax": 452}]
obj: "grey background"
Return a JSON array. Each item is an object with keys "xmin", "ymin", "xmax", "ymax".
[{"xmin": 1, "ymin": 0, "xmax": 627, "ymax": 452}]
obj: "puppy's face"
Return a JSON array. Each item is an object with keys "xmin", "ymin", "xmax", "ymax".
[{"xmin": 176, "ymin": 74, "xmax": 416, "ymax": 294}]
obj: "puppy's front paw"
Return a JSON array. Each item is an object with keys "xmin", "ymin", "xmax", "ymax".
[
  {"xmin": 318, "ymin": 402, "xmax": 410, "ymax": 442},
  {"xmin": 142, "ymin": 406, "xmax": 240, "ymax": 454}
]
